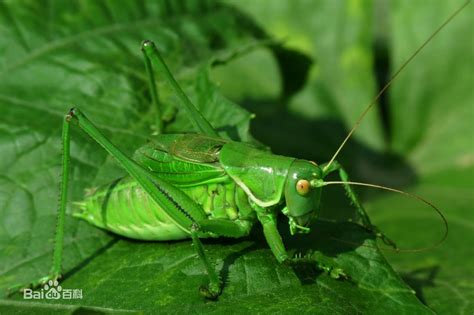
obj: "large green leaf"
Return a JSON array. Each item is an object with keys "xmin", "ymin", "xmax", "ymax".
[
  {"xmin": 2, "ymin": 221, "xmax": 431, "ymax": 314},
  {"xmin": 1, "ymin": 0, "xmax": 470, "ymax": 314}
]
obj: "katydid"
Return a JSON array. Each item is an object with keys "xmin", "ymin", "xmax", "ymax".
[{"xmin": 9, "ymin": 2, "xmax": 468, "ymax": 300}]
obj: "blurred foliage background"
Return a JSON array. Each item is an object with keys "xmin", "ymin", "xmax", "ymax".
[{"xmin": 0, "ymin": 0, "xmax": 472, "ymax": 314}]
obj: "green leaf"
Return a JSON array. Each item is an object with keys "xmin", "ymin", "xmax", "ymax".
[
  {"xmin": 1, "ymin": 0, "xmax": 469, "ymax": 314},
  {"xmin": 223, "ymin": 0, "xmax": 385, "ymax": 151},
  {"xmin": 4, "ymin": 222, "xmax": 429, "ymax": 314},
  {"xmin": 370, "ymin": 1, "xmax": 474, "ymax": 314}
]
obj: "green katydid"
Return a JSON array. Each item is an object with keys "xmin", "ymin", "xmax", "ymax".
[{"xmin": 9, "ymin": 1, "xmax": 468, "ymax": 300}]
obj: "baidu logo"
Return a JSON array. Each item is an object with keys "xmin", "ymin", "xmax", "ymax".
[{"xmin": 23, "ymin": 280, "xmax": 82, "ymax": 300}]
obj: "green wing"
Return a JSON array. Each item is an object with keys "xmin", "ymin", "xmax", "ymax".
[{"xmin": 133, "ymin": 134, "xmax": 228, "ymax": 187}]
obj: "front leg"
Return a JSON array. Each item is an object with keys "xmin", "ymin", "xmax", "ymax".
[
  {"xmin": 322, "ymin": 160, "xmax": 398, "ymax": 249},
  {"xmin": 256, "ymin": 210, "xmax": 289, "ymax": 263},
  {"xmin": 254, "ymin": 207, "xmax": 346, "ymax": 280}
]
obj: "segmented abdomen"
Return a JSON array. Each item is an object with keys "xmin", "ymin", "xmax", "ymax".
[{"xmin": 74, "ymin": 176, "xmax": 255, "ymax": 241}]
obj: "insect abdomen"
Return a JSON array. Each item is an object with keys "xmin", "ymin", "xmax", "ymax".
[{"xmin": 73, "ymin": 176, "xmax": 255, "ymax": 241}]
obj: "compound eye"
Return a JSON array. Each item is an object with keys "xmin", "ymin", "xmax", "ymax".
[{"xmin": 296, "ymin": 179, "xmax": 310, "ymax": 195}]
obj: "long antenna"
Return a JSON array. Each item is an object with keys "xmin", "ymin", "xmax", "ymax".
[
  {"xmin": 321, "ymin": 181, "xmax": 448, "ymax": 252},
  {"xmin": 323, "ymin": 0, "xmax": 471, "ymax": 173}
]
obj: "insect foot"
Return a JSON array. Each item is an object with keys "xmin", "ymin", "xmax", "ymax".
[
  {"xmin": 65, "ymin": 107, "xmax": 79, "ymax": 122},
  {"xmin": 8, "ymin": 273, "xmax": 61, "ymax": 296},
  {"xmin": 140, "ymin": 39, "xmax": 153, "ymax": 50},
  {"xmin": 288, "ymin": 251, "xmax": 350, "ymax": 281},
  {"xmin": 365, "ymin": 225, "xmax": 399, "ymax": 251},
  {"xmin": 315, "ymin": 262, "xmax": 349, "ymax": 280},
  {"xmin": 199, "ymin": 281, "xmax": 222, "ymax": 300}
]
